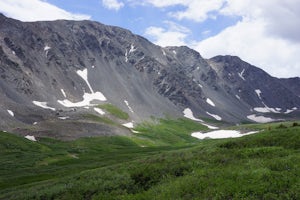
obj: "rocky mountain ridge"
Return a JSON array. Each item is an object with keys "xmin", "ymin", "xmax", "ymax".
[{"xmin": 0, "ymin": 14, "xmax": 299, "ymax": 139}]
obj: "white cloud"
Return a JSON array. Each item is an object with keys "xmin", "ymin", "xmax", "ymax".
[
  {"xmin": 145, "ymin": 21, "xmax": 190, "ymax": 47},
  {"xmin": 0, "ymin": 0, "xmax": 90, "ymax": 21},
  {"xmin": 194, "ymin": 19, "xmax": 300, "ymax": 78},
  {"xmin": 132, "ymin": 0, "xmax": 225, "ymax": 22},
  {"xmin": 169, "ymin": 0, "xmax": 225, "ymax": 22},
  {"xmin": 137, "ymin": 0, "xmax": 300, "ymax": 77},
  {"xmin": 221, "ymin": 0, "xmax": 300, "ymax": 43},
  {"xmin": 102, "ymin": 0, "xmax": 124, "ymax": 11},
  {"xmin": 127, "ymin": 0, "xmax": 184, "ymax": 7},
  {"xmin": 193, "ymin": 0, "xmax": 300, "ymax": 78}
]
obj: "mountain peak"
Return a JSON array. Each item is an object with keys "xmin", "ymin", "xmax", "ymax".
[{"xmin": 0, "ymin": 16, "xmax": 299, "ymax": 138}]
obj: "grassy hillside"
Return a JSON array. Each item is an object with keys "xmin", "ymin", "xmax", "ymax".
[{"xmin": 0, "ymin": 120, "xmax": 299, "ymax": 199}]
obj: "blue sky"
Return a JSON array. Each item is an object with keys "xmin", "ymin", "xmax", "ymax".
[{"xmin": 0, "ymin": 0, "xmax": 300, "ymax": 78}]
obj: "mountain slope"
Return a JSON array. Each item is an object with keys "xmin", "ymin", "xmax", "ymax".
[{"xmin": 0, "ymin": 14, "xmax": 299, "ymax": 138}]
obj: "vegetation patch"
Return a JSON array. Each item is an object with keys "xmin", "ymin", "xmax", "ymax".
[
  {"xmin": 0, "ymin": 121, "xmax": 299, "ymax": 199},
  {"xmin": 97, "ymin": 104, "xmax": 129, "ymax": 120},
  {"xmin": 132, "ymin": 118, "xmax": 208, "ymax": 146},
  {"xmin": 83, "ymin": 113, "xmax": 116, "ymax": 125}
]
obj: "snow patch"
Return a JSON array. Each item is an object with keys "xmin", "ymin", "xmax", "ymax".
[
  {"xmin": 206, "ymin": 112, "xmax": 222, "ymax": 121},
  {"xmin": 25, "ymin": 135, "xmax": 37, "ymax": 142},
  {"xmin": 94, "ymin": 107, "xmax": 105, "ymax": 115},
  {"xmin": 33, "ymin": 122, "xmax": 37, "ymax": 125},
  {"xmin": 124, "ymin": 100, "xmax": 134, "ymax": 113},
  {"xmin": 58, "ymin": 68, "xmax": 107, "ymax": 107},
  {"xmin": 58, "ymin": 92, "xmax": 106, "ymax": 107},
  {"xmin": 254, "ymin": 107, "xmax": 280, "ymax": 113},
  {"xmin": 32, "ymin": 101, "xmax": 56, "ymax": 111},
  {"xmin": 206, "ymin": 98, "xmax": 215, "ymax": 107},
  {"xmin": 235, "ymin": 95, "xmax": 241, "ymax": 100},
  {"xmin": 183, "ymin": 108, "xmax": 219, "ymax": 129},
  {"xmin": 172, "ymin": 50, "xmax": 177, "ymax": 55},
  {"xmin": 247, "ymin": 114, "xmax": 275, "ymax": 123},
  {"xmin": 44, "ymin": 45, "xmax": 51, "ymax": 51},
  {"xmin": 238, "ymin": 69, "xmax": 246, "ymax": 81},
  {"xmin": 202, "ymin": 123, "xmax": 219, "ymax": 130},
  {"xmin": 125, "ymin": 50, "xmax": 128, "ymax": 62},
  {"xmin": 7, "ymin": 110, "xmax": 14, "ymax": 117},
  {"xmin": 61, "ymin": 89, "xmax": 66, "ymax": 98},
  {"xmin": 129, "ymin": 44, "xmax": 137, "ymax": 54},
  {"xmin": 77, "ymin": 68, "xmax": 94, "ymax": 93},
  {"xmin": 183, "ymin": 108, "xmax": 203, "ymax": 122},
  {"xmin": 123, "ymin": 122, "xmax": 134, "ymax": 128},
  {"xmin": 284, "ymin": 107, "xmax": 297, "ymax": 114},
  {"xmin": 253, "ymin": 107, "xmax": 270, "ymax": 113},
  {"xmin": 12, "ymin": 51, "xmax": 15, "ymax": 55},
  {"xmin": 198, "ymin": 83, "xmax": 203, "ymax": 88},
  {"xmin": 58, "ymin": 116, "xmax": 69, "ymax": 120},
  {"xmin": 92, "ymin": 65, "xmax": 95, "ymax": 69},
  {"xmin": 255, "ymin": 89, "xmax": 262, "ymax": 100},
  {"xmin": 192, "ymin": 130, "xmax": 259, "ymax": 140},
  {"xmin": 162, "ymin": 49, "xmax": 166, "ymax": 56}
]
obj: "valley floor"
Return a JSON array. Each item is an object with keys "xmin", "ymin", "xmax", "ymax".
[{"xmin": 0, "ymin": 119, "xmax": 299, "ymax": 199}]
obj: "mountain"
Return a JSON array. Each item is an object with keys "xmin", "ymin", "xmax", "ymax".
[{"xmin": 0, "ymin": 14, "xmax": 299, "ymax": 139}]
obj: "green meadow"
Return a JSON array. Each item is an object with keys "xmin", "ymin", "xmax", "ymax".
[{"xmin": 0, "ymin": 119, "xmax": 299, "ymax": 199}]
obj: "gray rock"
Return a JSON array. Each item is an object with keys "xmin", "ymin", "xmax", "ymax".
[{"xmin": 0, "ymin": 14, "xmax": 299, "ymax": 138}]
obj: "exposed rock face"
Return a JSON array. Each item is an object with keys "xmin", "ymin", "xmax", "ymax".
[
  {"xmin": 0, "ymin": 14, "xmax": 299, "ymax": 138},
  {"xmin": 279, "ymin": 77, "xmax": 300, "ymax": 97}
]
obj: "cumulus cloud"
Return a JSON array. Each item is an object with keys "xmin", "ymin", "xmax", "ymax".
[
  {"xmin": 194, "ymin": 19, "xmax": 300, "ymax": 78},
  {"xmin": 0, "ymin": 0, "xmax": 90, "ymax": 21},
  {"xmin": 145, "ymin": 21, "xmax": 190, "ymax": 47},
  {"xmin": 139, "ymin": 0, "xmax": 300, "ymax": 77},
  {"xmin": 193, "ymin": 0, "xmax": 300, "ymax": 77},
  {"xmin": 132, "ymin": 0, "xmax": 225, "ymax": 22},
  {"xmin": 221, "ymin": 0, "xmax": 300, "ymax": 43},
  {"xmin": 102, "ymin": 0, "xmax": 124, "ymax": 11}
]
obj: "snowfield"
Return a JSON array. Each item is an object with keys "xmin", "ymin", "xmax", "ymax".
[
  {"xmin": 58, "ymin": 68, "xmax": 107, "ymax": 107},
  {"xmin": 32, "ymin": 101, "xmax": 56, "ymax": 111},
  {"xmin": 192, "ymin": 130, "xmax": 259, "ymax": 140},
  {"xmin": 254, "ymin": 107, "xmax": 280, "ymax": 113},
  {"xmin": 183, "ymin": 108, "xmax": 219, "ymax": 129},
  {"xmin": 183, "ymin": 108, "xmax": 203, "ymax": 122},
  {"xmin": 58, "ymin": 92, "xmax": 106, "ymax": 107},
  {"xmin": 247, "ymin": 114, "xmax": 275, "ymax": 123}
]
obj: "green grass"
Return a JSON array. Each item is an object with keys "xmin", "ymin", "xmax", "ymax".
[
  {"xmin": 131, "ymin": 118, "xmax": 208, "ymax": 146},
  {"xmin": 83, "ymin": 113, "xmax": 116, "ymax": 125},
  {"xmin": 97, "ymin": 104, "xmax": 129, "ymax": 120},
  {"xmin": 0, "ymin": 120, "xmax": 300, "ymax": 199}
]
